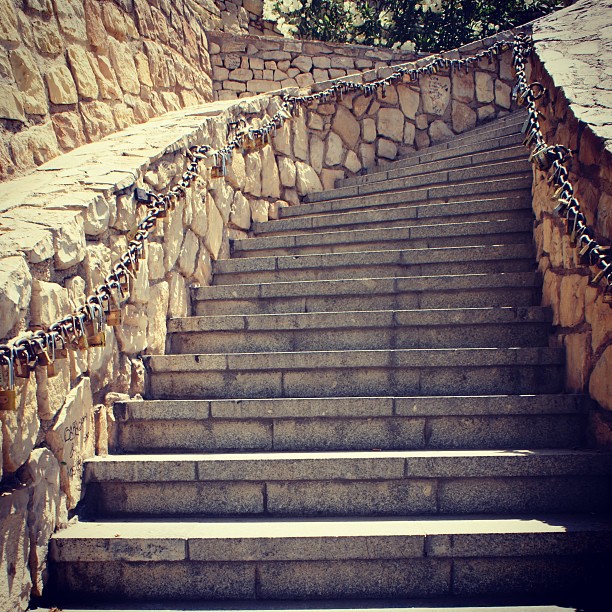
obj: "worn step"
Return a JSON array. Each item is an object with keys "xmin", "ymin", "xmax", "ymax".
[
  {"xmin": 113, "ymin": 395, "xmax": 586, "ymax": 454},
  {"xmin": 49, "ymin": 515, "xmax": 612, "ymax": 601},
  {"xmin": 82, "ymin": 449, "xmax": 612, "ymax": 518},
  {"xmin": 339, "ymin": 136, "xmax": 526, "ymax": 189},
  {"xmin": 193, "ymin": 272, "xmax": 541, "ymax": 316},
  {"xmin": 144, "ymin": 347, "xmax": 564, "ymax": 399},
  {"xmin": 234, "ymin": 218, "xmax": 533, "ymax": 258},
  {"xmin": 253, "ymin": 195, "xmax": 531, "ymax": 237},
  {"xmin": 169, "ymin": 306, "xmax": 551, "ymax": 354},
  {"xmin": 212, "ymin": 244, "xmax": 535, "ymax": 286},
  {"xmin": 303, "ymin": 159, "xmax": 530, "ymax": 206},
  {"xmin": 293, "ymin": 176, "xmax": 531, "ymax": 219}
]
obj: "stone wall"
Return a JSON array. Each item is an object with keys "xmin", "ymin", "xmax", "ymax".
[
  {"xmin": 209, "ymin": 31, "xmax": 419, "ymax": 100},
  {"xmin": 529, "ymin": 2, "xmax": 612, "ymax": 447},
  {"xmin": 0, "ymin": 0, "xmax": 214, "ymax": 183},
  {"xmin": 206, "ymin": 0, "xmax": 280, "ymax": 37}
]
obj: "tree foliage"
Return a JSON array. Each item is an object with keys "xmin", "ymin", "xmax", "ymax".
[{"xmin": 263, "ymin": 0, "xmax": 566, "ymax": 53}]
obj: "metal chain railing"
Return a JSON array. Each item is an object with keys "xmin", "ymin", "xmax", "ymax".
[
  {"xmin": 511, "ymin": 36, "xmax": 612, "ymax": 303},
  {"xmin": 0, "ymin": 33, "xmax": 609, "ymax": 411}
]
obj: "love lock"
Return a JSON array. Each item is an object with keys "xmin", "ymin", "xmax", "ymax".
[
  {"xmin": 85, "ymin": 302, "xmax": 106, "ymax": 348},
  {"xmin": 0, "ymin": 351, "xmax": 16, "ymax": 411}
]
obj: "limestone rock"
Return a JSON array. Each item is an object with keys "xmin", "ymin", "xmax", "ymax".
[
  {"xmin": 210, "ymin": 179, "xmax": 234, "ymax": 223},
  {"xmin": 30, "ymin": 280, "xmax": 71, "ymax": 328},
  {"xmin": 404, "ymin": 122, "xmax": 416, "ymax": 145},
  {"xmin": 115, "ymin": 303, "xmax": 148, "ymax": 354},
  {"xmin": 332, "ymin": 105, "xmax": 360, "ymax": 148},
  {"xmin": 475, "ymin": 71, "xmax": 494, "ymax": 103},
  {"xmin": 429, "ymin": 119, "xmax": 455, "ymax": 144},
  {"xmin": 452, "ymin": 70, "xmax": 474, "ymax": 103},
  {"xmin": 292, "ymin": 111, "xmax": 309, "ymax": 162},
  {"xmin": 226, "ymin": 152, "xmax": 246, "ymax": 191},
  {"xmin": 377, "ymin": 138, "xmax": 397, "ymax": 160},
  {"xmin": 55, "ymin": 0, "xmax": 87, "ymax": 42},
  {"xmin": 295, "ymin": 161, "xmax": 322, "ymax": 196},
  {"xmin": 67, "ymin": 45, "xmax": 99, "ymax": 99},
  {"xmin": 269, "ymin": 200, "xmax": 289, "ymax": 220},
  {"xmin": 377, "ymin": 107, "xmax": 405, "ymax": 142},
  {"xmin": 559, "ymin": 274, "xmax": 588, "ymax": 327},
  {"xmin": 108, "ymin": 37, "xmax": 140, "ymax": 95},
  {"xmin": 320, "ymin": 168, "xmax": 345, "ymax": 191},
  {"xmin": 273, "ymin": 123, "xmax": 292, "ymax": 157},
  {"xmin": 564, "ymin": 332, "xmax": 590, "ymax": 393},
  {"xmin": 0, "ymin": 219, "xmax": 54, "ymax": 264},
  {"xmin": 10, "ymin": 121, "xmax": 60, "ymax": 168},
  {"xmin": 89, "ymin": 54, "xmax": 121, "ymax": 100},
  {"xmin": 362, "ymin": 117, "xmax": 376, "ymax": 143},
  {"xmin": 451, "ymin": 100, "xmax": 477, "ymax": 133},
  {"xmin": 477, "ymin": 104, "xmax": 496, "ymax": 122},
  {"xmin": 35, "ymin": 355, "xmax": 71, "ymax": 421},
  {"xmin": 415, "ymin": 129, "xmax": 430, "ymax": 150},
  {"xmin": 10, "ymin": 47, "xmax": 47, "ymax": 115},
  {"xmin": 250, "ymin": 199, "xmax": 269, "ymax": 223},
  {"xmin": 325, "ymin": 132, "xmax": 343, "ymax": 166},
  {"xmin": 495, "ymin": 79, "xmax": 512, "ymax": 109},
  {"xmin": 261, "ymin": 146, "xmax": 281, "ymax": 199},
  {"xmin": 147, "ymin": 281, "xmax": 169, "ymax": 354},
  {"xmin": 421, "ymin": 75, "xmax": 450, "ymax": 115},
  {"xmin": 33, "ymin": 20, "xmax": 63, "ymax": 55},
  {"xmin": 0, "ymin": 256, "xmax": 32, "ymax": 339},
  {"xmin": 309, "ymin": 134, "xmax": 324, "ymax": 174},
  {"xmin": 51, "ymin": 111, "xmax": 87, "ymax": 150},
  {"xmin": 168, "ymin": 271, "xmax": 189, "ymax": 318},
  {"xmin": 80, "ymin": 100, "xmax": 117, "ymax": 140},
  {"xmin": 0, "ymin": 0, "xmax": 20, "ymax": 44},
  {"xmin": 230, "ymin": 191, "xmax": 251, "ymax": 230},
  {"xmin": 589, "ymin": 345, "xmax": 612, "ymax": 411},
  {"xmin": 84, "ymin": 243, "xmax": 112, "ymax": 293},
  {"xmin": 278, "ymin": 156, "xmax": 296, "ymax": 187},
  {"xmin": 162, "ymin": 199, "xmax": 186, "ymax": 272},
  {"xmin": 0, "ymin": 487, "xmax": 31, "ymax": 612},
  {"xmin": 204, "ymin": 192, "xmax": 224, "ymax": 259},
  {"xmin": 84, "ymin": 0, "xmax": 108, "ymax": 50},
  {"xmin": 147, "ymin": 243, "xmax": 165, "ymax": 281},
  {"xmin": 21, "ymin": 448, "xmax": 61, "ymax": 597},
  {"xmin": 344, "ymin": 150, "xmax": 361, "ymax": 173},
  {"xmin": 398, "ymin": 86, "xmax": 420, "ymax": 120},
  {"xmin": 46, "ymin": 377, "xmax": 95, "ymax": 508},
  {"xmin": 359, "ymin": 143, "xmax": 375, "ymax": 170},
  {"xmin": 0, "ymin": 84, "xmax": 25, "ymax": 122},
  {"xmin": 0, "ymin": 373, "xmax": 38, "ymax": 474},
  {"xmin": 193, "ymin": 243, "xmax": 213, "ymax": 286},
  {"xmin": 244, "ymin": 151, "xmax": 262, "ymax": 197}
]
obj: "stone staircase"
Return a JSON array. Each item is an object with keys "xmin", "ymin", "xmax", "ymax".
[{"xmin": 48, "ymin": 111, "xmax": 612, "ymax": 610}]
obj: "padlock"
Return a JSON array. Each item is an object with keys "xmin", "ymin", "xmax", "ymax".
[
  {"xmin": 32, "ymin": 338, "xmax": 52, "ymax": 368},
  {"xmin": 589, "ymin": 262, "xmax": 612, "ymax": 286},
  {"xmin": 14, "ymin": 351, "xmax": 32, "ymax": 379},
  {"xmin": 105, "ymin": 290, "xmax": 122, "ymax": 327},
  {"xmin": 52, "ymin": 331, "xmax": 69, "ymax": 359},
  {"xmin": 0, "ymin": 354, "xmax": 16, "ymax": 411},
  {"xmin": 85, "ymin": 303, "xmax": 106, "ymax": 348},
  {"xmin": 70, "ymin": 316, "xmax": 88, "ymax": 351}
]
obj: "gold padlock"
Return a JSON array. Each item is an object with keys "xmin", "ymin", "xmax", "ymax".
[
  {"xmin": 52, "ymin": 332, "xmax": 69, "ymax": 359},
  {"xmin": 0, "ymin": 353, "xmax": 16, "ymax": 411},
  {"xmin": 211, "ymin": 164, "xmax": 225, "ymax": 178},
  {"xmin": 85, "ymin": 303, "xmax": 106, "ymax": 348},
  {"xmin": 14, "ymin": 351, "xmax": 33, "ymax": 379}
]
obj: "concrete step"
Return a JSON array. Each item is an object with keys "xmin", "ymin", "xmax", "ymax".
[
  {"xmin": 253, "ymin": 195, "xmax": 532, "ymax": 237},
  {"xmin": 234, "ymin": 218, "xmax": 533, "ymax": 258},
  {"xmin": 212, "ymin": 244, "xmax": 535, "ymax": 286},
  {"xmin": 294, "ymin": 176, "xmax": 531, "ymax": 219},
  {"xmin": 144, "ymin": 347, "xmax": 565, "ymax": 399},
  {"xmin": 302, "ymin": 159, "xmax": 530, "ymax": 206},
  {"xmin": 82, "ymin": 449, "xmax": 612, "ymax": 518},
  {"xmin": 332, "ymin": 144, "xmax": 529, "ymax": 192},
  {"xmin": 193, "ymin": 272, "xmax": 542, "ymax": 316},
  {"xmin": 113, "ymin": 395, "xmax": 586, "ymax": 454},
  {"xmin": 338, "ymin": 136, "xmax": 526, "ymax": 189},
  {"xmin": 168, "ymin": 306, "xmax": 552, "ymax": 354},
  {"xmin": 49, "ymin": 515, "xmax": 612, "ymax": 601}
]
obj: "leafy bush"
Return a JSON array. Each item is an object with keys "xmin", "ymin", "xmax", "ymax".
[{"xmin": 263, "ymin": 0, "xmax": 566, "ymax": 52}]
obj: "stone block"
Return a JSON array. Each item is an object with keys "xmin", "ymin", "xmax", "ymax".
[
  {"xmin": 452, "ymin": 100, "xmax": 477, "ymax": 133},
  {"xmin": 564, "ymin": 332, "xmax": 591, "ymax": 393},
  {"xmin": 292, "ymin": 111, "xmax": 309, "ymax": 162},
  {"xmin": 325, "ymin": 131, "xmax": 344, "ymax": 166},
  {"xmin": 204, "ymin": 192, "xmax": 224, "ymax": 259},
  {"xmin": 108, "ymin": 38, "xmax": 140, "ymax": 95},
  {"xmin": 147, "ymin": 281, "xmax": 169, "ymax": 355},
  {"xmin": 421, "ymin": 74, "xmax": 450, "ymax": 115},
  {"xmin": 250, "ymin": 199, "xmax": 269, "ymax": 223},
  {"xmin": 310, "ymin": 134, "xmax": 324, "ymax": 174},
  {"xmin": 46, "ymin": 378, "xmax": 95, "ymax": 509},
  {"xmin": 168, "ymin": 271, "xmax": 189, "ymax": 319},
  {"xmin": 261, "ymin": 146, "xmax": 281, "ymax": 199},
  {"xmin": 55, "ymin": 0, "xmax": 87, "ymax": 42},
  {"xmin": 80, "ymin": 100, "xmax": 117, "ymax": 140},
  {"xmin": 332, "ymin": 106, "xmax": 360, "ymax": 148},
  {"xmin": 429, "ymin": 119, "xmax": 455, "ymax": 144},
  {"xmin": 84, "ymin": 0, "xmax": 108, "ymax": 50},
  {"xmin": 0, "ymin": 84, "xmax": 24, "ymax": 122},
  {"xmin": 51, "ymin": 111, "xmax": 87, "ymax": 151},
  {"xmin": 495, "ymin": 79, "xmax": 512, "ymax": 109},
  {"xmin": 475, "ymin": 71, "xmax": 494, "ymax": 103},
  {"xmin": 245, "ymin": 152, "xmax": 262, "ymax": 197},
  {"xmin": 0, "ymin": 0, "xmax": 20, "ymax": 44},
  {"xmin": 404, "ymin": 122, "xmax": 416, "ymax": 145},
  {"xmin": 278, "ymin": 156, "xmax": 296, "ymax": 187},
  {"xmin": 0, "ymin": 487, "xmax": 31, "ymax": 612},
  {"xmin": 10, "ymin": 47, "xmax": 47, "ymax": 114},
  {"xmin": 377, "ymin": 138, "xmax": 397, "ymax": 160},
  {"xmin": 116, "ymin": 303, "xmax": 148, "ymax": 354},
  {"xmin": 67, "ymin": 45, "xmax": 98, "ymax": 99},
  {"xmin": 10, "ymin": 121, "xmax": 60, "ymax": 169},
  {"xmin": 295, "ymin": 161, "xmax": 323, "ymax": 196},
  {"xmin": 452, "ymin": 69, "xmax": 474, "ymax": 103},
  {"xmin": 230, "ymin": 192, "xmax": 251, "ymax": 231},
  {"xmin": 377, "ymin": 107, "xmax": 405, "ymax": 142},
  {"xmin": 398, "ymin": 86, "xmax": 419, "ymax": 119},
  {"xmin": 359, "ymin": 143, "xmax": 375, "ymax": 170},
  {"xmin": 320, "ymin": 168, "xmax": 345, "ymax": 191},
  {"xmin": 89, "ymin": 54, "xmax": 122, "ymax": 99},
  {"xmin": 344, "ymin": 150, "xmax": 361, "ymax": 173},
  {"xmin": 559, "ymin": 274, "xmax": 588, "ymax": 328},
  {"xmin": 0, "ymin": 255, "xmax": 31, "ymax": 339},
  {"xmin": 589, "ymin": 346, "xmax": 612, "ymax": 411}
]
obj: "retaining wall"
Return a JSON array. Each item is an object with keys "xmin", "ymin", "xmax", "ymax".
[{"xmin": 0, "ymin": 0, "xmax": 214, "ymax": 182}]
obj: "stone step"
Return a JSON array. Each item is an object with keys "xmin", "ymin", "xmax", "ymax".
[
  {"xmin": 253, "ymin": 195, "xmax": 532, "ymax": 237},
  {"xmin": 193, "ymin": 272, "xmax": 541, "ymax": 316},
  {"xmin": 113, "ymin": 395, "xmax": 586, "ymax": 454},
  {"xmin": 49, "ymin": 515, "xmax": 612, "ymax": 601},
  {"xmin": 279, "ymin": 175, "xmax": 532, "ymax": 219},
  {"xmin": 303, "ymin": 159, "xmax": 530, "ymax": 206},
  {"xmin": 144, "ymin": 347, "xmax": 565, "ymax": 399},
  {"xmin": 168, "ymin": 306, "xmax": 551, "ymax": 354},
  {"xmin": 82, "ymin": 449, "xmax": 612, "ymax": 518},
  {"xmin": 337, "ymin": 144, "xmax": 527, "ymax": 192},
  {"xmin": 338, "ymin": 133, "xmax": 526, "ymax": 189},
  {"xmin": 212, "ymin": 244, "xmax": 535, "ymax": 285},
  {"xmin": 233, "ymin": 218, "xmax": 533, "ymax": 258}
]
